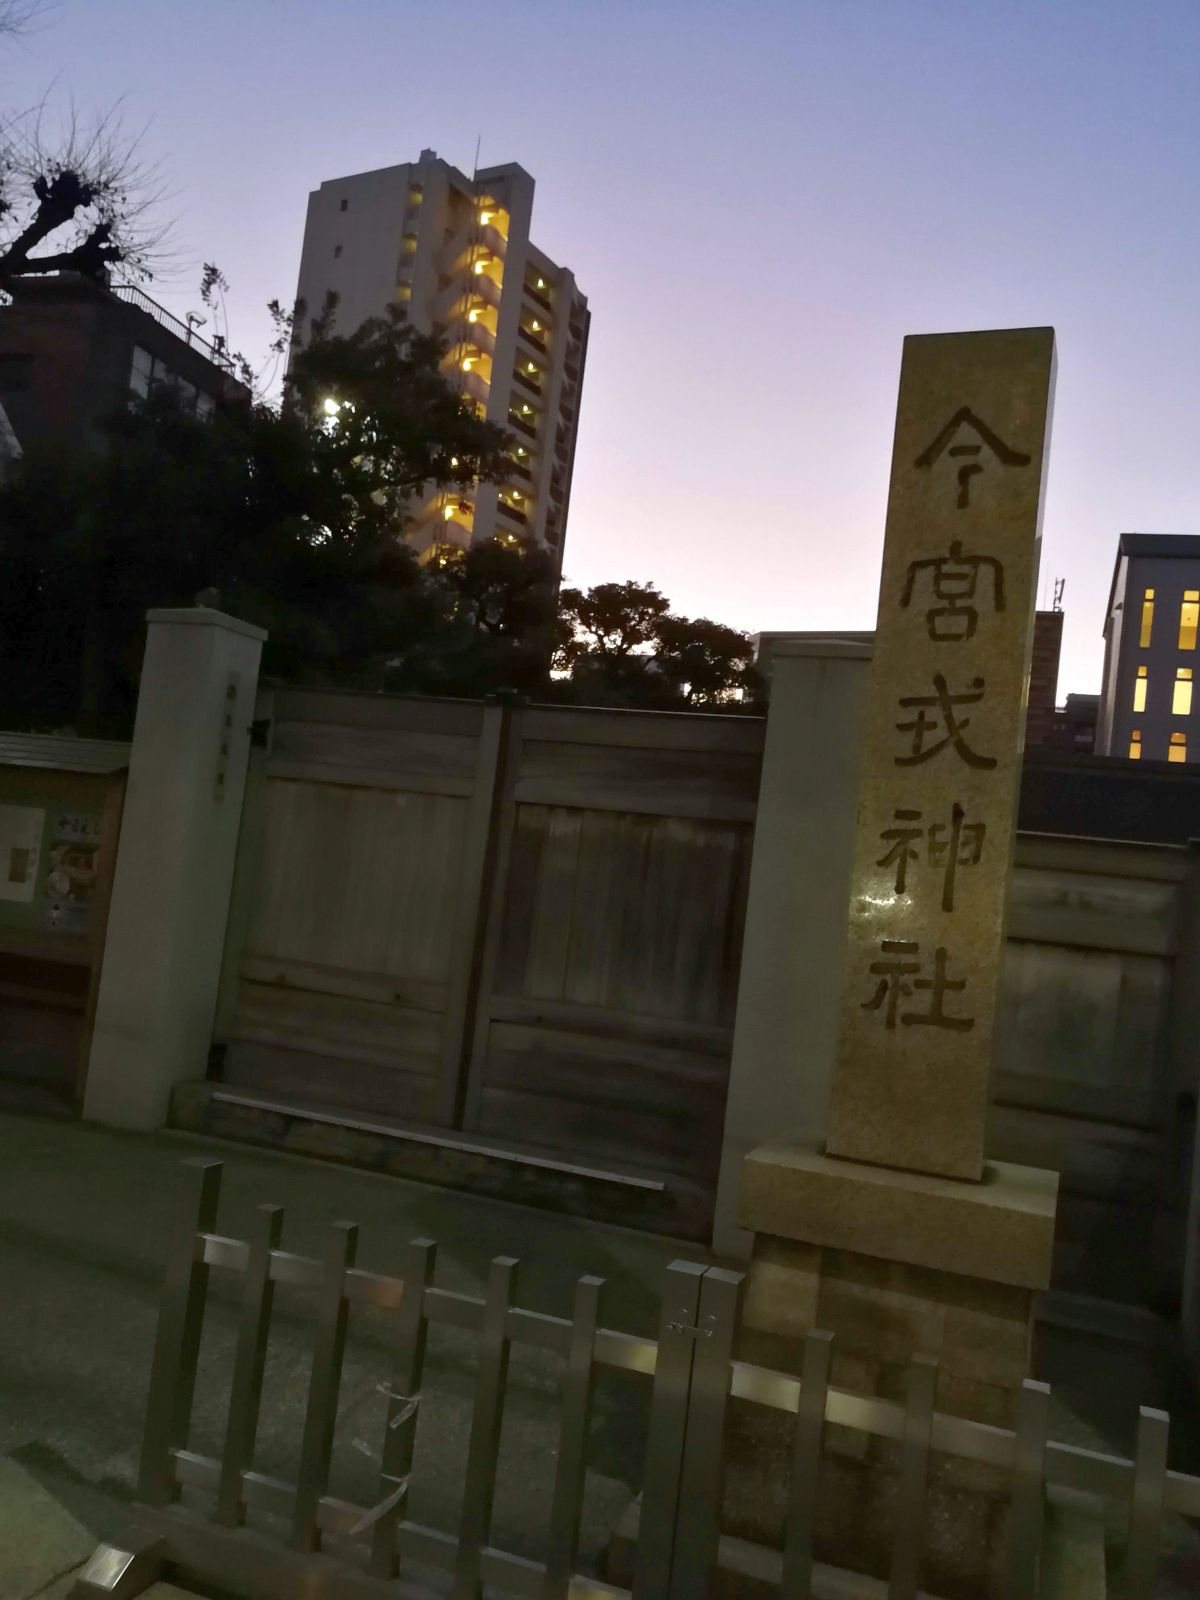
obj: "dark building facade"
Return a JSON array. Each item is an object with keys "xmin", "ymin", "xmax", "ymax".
[{"xmin": 0, "ymin": 274, "xmax": 248, "ymax": 458}]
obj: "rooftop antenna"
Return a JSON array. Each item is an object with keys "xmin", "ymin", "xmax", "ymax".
[{"xmin": 1052, "ymin": 577, "xmax": 1065, "ymax": 612}]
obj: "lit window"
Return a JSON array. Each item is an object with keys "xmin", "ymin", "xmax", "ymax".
[
  {"xmin": 1140, "ymin": 589, "xmax": 1155, "ymax": 647},
  {"xmin": 527, "ymin": 361, "xmax": 537, "ymax": 372},
  {"xmin": 521, "ymin": 404, "xmax": 531, "ymax": 414},
  {"xmin": 516, "ymin": 447, "xmax": 526, "ymax": 456},
  {"xmin": 1129, "ymin": 730, "xmax": 1142, "ymax": 760},
  {"xmin": 1174, "ymin": 667, "xmax": 1193, "ymax": 715},
  {"xmin": 1133, "ymin": 665, "xmax": 1148, "ymax": 712},
  {"xmin": 1181, "ymin": 590, "xmax": 1199, "ymax": 650},
  {"xmin": 536, "ymin": 277, "xmax": 545, "ymax": 289},
  {"xmin": 531, "ymin": 319, "xmax": 541, "ymax": 331},
  {"xmin": 1170, "ymin": 732, "xmax": 1188, "ymax": 763},
  {"xmin": 129, "ymin": 345, "xmax": 153, "ymax": 399}
]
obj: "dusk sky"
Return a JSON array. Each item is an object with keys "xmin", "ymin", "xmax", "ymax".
[{"xmin": 8, "ymin": 0, "xmax": 1200, "ymax": 697}]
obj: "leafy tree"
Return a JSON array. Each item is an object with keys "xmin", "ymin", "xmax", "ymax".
[
  {"xmin": 0, "ymin": 297, "xmax": 514, "ymax": 732},
  {"xmin": 388, "ymin": 536, "xmax": 559, "ymax": 699},
  {"xmin": 554, "ymin": 579, "xmax": 762, "ymax": 711},
  {"xmin": 653, "ymin": 614, "xmax": 763, "ymax": 708}
]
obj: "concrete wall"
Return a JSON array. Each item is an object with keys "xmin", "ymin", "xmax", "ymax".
[{"xmin": 84, "ymin": 608, "xmax": 264, "ymax": 1129}]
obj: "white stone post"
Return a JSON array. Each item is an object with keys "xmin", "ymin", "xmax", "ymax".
[
  {"xmin": 712, "ymin": 639, "xmax": 870, "ymax": 1258},
  {"xmin": 83, "ymin": 607, "xmax": 265, "ymax": 1130}
]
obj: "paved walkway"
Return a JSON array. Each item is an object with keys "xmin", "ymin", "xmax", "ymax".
[{"xmin": 0, "ymin": 1111, "xmax": 696, "ymax": 1580}]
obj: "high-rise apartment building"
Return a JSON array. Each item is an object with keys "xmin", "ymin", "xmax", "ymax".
[
  {"xmin": 1098, "ymin": 533, "xmax": 1200, "ymax": 764},
  {"xmin": 292, "ymin": 150, "xmax": 588, "ymax": 570}
]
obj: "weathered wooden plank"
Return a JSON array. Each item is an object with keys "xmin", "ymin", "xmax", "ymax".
[
  {"xmin": 518, "ymin": 706, "xmax": 765, "ymax": 752},
  {"xmin": 475, "ymin": 1085, "xmax": 721, "ymax": 1176},
  {"xmin": 265, "ymin": 759, "xmax": 475, "ymax": 797},
  {"xmin": 494, "ymin": 806, "xmax": 748, "ymax": 1027},
  {"xmin": 220, "ymin": 1041, "xmax": 442, "ymax": 1123},
  {"xmin": 232, "ymin": 984, "xmax": 443, "ymax": 1066},
  {"xmin": 487, "ymin": 994, "xmax": 732, "ymax": 1054},
  {"xmin": 512, "ymin": 780, "xmax": 757, "ymax": 822},
  {"xmin": 237, "ymin": 956, "xmax": 446, "ymax": 1013},
  {"xmin": 247, "ymin": 782, "xmax": 466, "ymax": 983},
  {"xmin": 482, "ymin": 1027, "xmax": 730, "ymax": 1121},
  {"xmin": 270, "ymin": 687, "xmax": 487, "ymax": 737}
]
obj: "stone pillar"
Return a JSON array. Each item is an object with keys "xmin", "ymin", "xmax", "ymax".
[
  {"xmin": 82, "ymin": 607, "xmax": 265, "ymax": 1130},
  {"xmin": 732, "ymin": 330, "xmax": 1062, "ymax": 1600},
  {"xmin": 712, "ymin": 640, "xmax": 870, "ymax": 1259}
]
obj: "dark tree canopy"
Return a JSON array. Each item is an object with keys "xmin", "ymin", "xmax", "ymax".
[
  {"xmin": 554, "ymin": 580, "xmax": 763, "ymax": 711},
  {"xmin": 0, "ymin": 296, "xmax": 519, "ymax": 732}
]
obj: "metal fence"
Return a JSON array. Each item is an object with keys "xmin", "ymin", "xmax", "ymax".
[{"xmin": 74, "ymin": 1160, "xmax": 1200, "ymax": 1599}]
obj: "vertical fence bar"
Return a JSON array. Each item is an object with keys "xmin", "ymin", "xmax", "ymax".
[
  {"xmin": 668, "ymin": 1268, "xmax": 744, "ymax": 1600},
  {"xmin": 888, "ymin": 1354, "xmax": 938, "ymax": 1600},
  {"xmin": 290, "ymin": 1221, "xmax": 358, "ymax": 1552},
  {"xmin": 632, "ymin": 1260, "xmax": 707, "ymax": 1600},
  {"xmin": 136, "ymin": 1159, "xmax": 224, "ymax": 1507},
  {"xmin": 543, "ymin": 1275, "xmax": 605, "ymax": 1600},
  {"xmin": 216, "ymin": 1204, "xmax": 283, "ymax": 1526},
  {"xmin": 369, "ymin": 1238, "xmax": 438, "ymax": 1580},
  {"xmin": 454, "ymin": 1256, "xmax": 519, "ymax": 1600},
  {"xmin": 781, "ymin": 1329, "xmax": 834, "ymax": 1600},
  {"xmin": 1124, "ymin": 1406, "xmax": 1170, "ymax": 1600},
  {"xmin": 1005, "ymin": 1378, "xmax": 1050, "ymax": 1600}
]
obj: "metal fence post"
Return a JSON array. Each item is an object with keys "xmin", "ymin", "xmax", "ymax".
[
  {"xmin": 544, "ymin": 1274, "xmax": 605, "ymax": 1600},
  {"xmin": 633, "ymin": 1260, "xmax": 707, "ymax": 1600},
  {"xmin": 136, "ymin": 1158, "xmax": 223, "ymax": 1507},
  {"xmin": 668, "ymin": 1267, "xmax": 744, "ymax": 1600},
  {"xmin": 781, "ymin": 1328, "xmax": 834, "ymax": 1600},
  {"xmin": 291, "ymin": 1220, "xmax": 358, "ymax": 1552},
  {"xmin": 1124, "ymin": 1406, "xmax": 1170, "ymax": 1599},
  {"xmin": 888, "ymin": 1353, "xmax": 938, "ymax": 1600},
  {"xmin": 1005, "ymin": 1378, "xmax": 1050, "ymax": 1599},
  {"xmin": 216, "ymin": 1203, "xmax": 283, "ymax": 1526}
]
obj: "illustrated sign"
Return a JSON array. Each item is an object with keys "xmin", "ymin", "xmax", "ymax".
[
  {"xmin": 39, "ymin": 810, "xmax": 102, "ymax": 934},
  {"xmin": 825, "ymin": 329, "xmax": 1056, "ymax": 1182}
]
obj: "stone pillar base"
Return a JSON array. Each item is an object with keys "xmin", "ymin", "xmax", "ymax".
[{"xmin": 728, "ymin": 1140, "xmax": 1059, "ymax": 1599}]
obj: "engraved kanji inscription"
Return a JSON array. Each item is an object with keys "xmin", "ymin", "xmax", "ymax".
[
  {"xmin": 900, "ymin": 539, "xmax": 1006, "ymax": 642},
  {"xmin": 913, "ymin": 406, "xmax": 1032, "ymax": 509},
  {"xmin": 894, "ymin": 674, "xmax": 997, "ymax": 770},
  {"xmin": 876, "ymin": 802, "xmax": 986, "ymax": 911},
  {"xmin": 861, "ymin": 940, "xmax": 974, "ymax": 1032}
]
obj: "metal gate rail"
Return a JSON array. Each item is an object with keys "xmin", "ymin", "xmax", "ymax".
[{"xmin": 70, "ymin": 1158, "xmax": 1200, "ymax": 1600}]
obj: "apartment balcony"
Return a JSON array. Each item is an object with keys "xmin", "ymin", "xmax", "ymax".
[
  {"xmin": 518, "ymin": 324, "xmax": 550, "ymax": 358},
  {"xmin": 435, "ymin": 271, "xmax": 501, "ymax": 324},
  {"xmin": 509, "ymin": 411, "xmax": 538, "ymax": 442},
  {"xmin": 523, "ymin": 283, "xmax": 553, "ymax": 316},
  {"xmin": 496, "ymin": 495, "xmax": 529, "ymax": 529},
  {"xmin": 440, "ymin": 221, "xmax": 508, "ymax": 276},
  {"xmin": 512, "ymin": 368, "xmax": 543, "ymax": 399},
  {"xmin": 461, "ymin": 319, "xmax": 496, "ymax": 359},
  {"xmin": 509, "ymin": 455, "xmax": 533, "ymax": 483}
]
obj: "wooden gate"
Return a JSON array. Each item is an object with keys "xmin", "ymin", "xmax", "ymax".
[{"xmin": 209, "ymin": 690, "xmax": 762, "ymax": 1239}]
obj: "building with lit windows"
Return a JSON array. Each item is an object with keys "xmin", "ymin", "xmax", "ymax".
[
  {"xmin": 291, "ymin": 150, "xmax": 588, "ymax": 571},
  {"xmin": 1097, "ymin": 534, "xmax": 1200, "ymax": 764}
]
